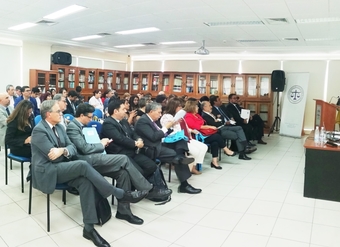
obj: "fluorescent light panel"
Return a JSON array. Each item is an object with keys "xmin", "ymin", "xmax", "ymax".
[
  {"xmin": 8, "ymin": 22, "xmax": 37, "ymax": 30},
  {"xmin": 115, "ymin": 27, "xmax": 160, "ymax": 35},
  {"xmin": 204, "ymin": 21, "xmax": 263, "ymax": 26},
  {"xmin": 295, "ymin": 17, "xmax": 340, "ymax": 23},
  {"xmin": 305, "ymin": 37, "xmax": 340, "ymax": 41},
  {"xmin": 114, "ymin": 44, "xmax": 145, "ymax": 48},
  {"xmin": 43, "ymin": 4, "xmax": 87, "ymax": 20},
  {"xmin": 72, "ymin": 35, "xmax": 102, "ymax": 41},
  {"xmin": 160, "ymin": 41, "xmax": 196, "ymax": 45}
]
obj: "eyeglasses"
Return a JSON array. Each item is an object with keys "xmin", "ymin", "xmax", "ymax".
[
  {"xmin": 50, "ymin": 110, "xmax": 62, "ymax": 114},
  {"xmin": 85, "ymin": 115, "xmax": 93, "ymax": 119}
]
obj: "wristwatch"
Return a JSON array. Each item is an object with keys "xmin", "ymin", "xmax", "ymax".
[{"xmin": 63, "ymin": 148, "xmax": 68, "ymax": 157}]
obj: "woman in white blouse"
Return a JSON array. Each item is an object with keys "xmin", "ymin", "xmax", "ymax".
[
  {"xmin": 160, "ymin": 98, "xmax": 208, "ymax": 175},
  {"xmin": 89, "ymin": 90, "xmax": 104, "ymax": 114}
]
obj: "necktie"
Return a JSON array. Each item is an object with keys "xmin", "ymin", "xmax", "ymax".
[
  {"xmin": 153, "ymin": 121, "xmax": 161, "ymax": 130},
  {"xmin": 216, "ymin": 107, "xmax": 230, "ymax": 121},
  {"xmin": 52, "ymin": 126, "xmax": 61, "ymax": 147},
  {"xmin": 119, "ymin": 121, "xmax": 129, "ymax": 137},
  {"xmin": 5, "ymin": 107, "xmax": 10, "ymax": 116}
]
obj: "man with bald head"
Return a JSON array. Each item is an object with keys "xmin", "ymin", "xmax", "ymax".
[{"xmin": 0, "ymin": 93, "xmax": 13, "ymax": 146}]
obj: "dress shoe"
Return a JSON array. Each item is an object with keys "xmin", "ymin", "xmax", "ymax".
[
  {"xmin": 67, "ymin": 187, "xmax": 80, "ymax": 196},
  {"xmin": 83, "ymin": 228, "xmax": 110, "ymax": 247},
  {"xmin": 119, "ymin": 190, "xmax": 148, "ymax": 203},
  {"xmin": 224, "ymin": 151, "xmax": 237, "ymax": 157},
  {"xmin": 247, "ymin": 141, "xmax": 256, "ymax": 147},
  {"xmin": 146, "ymin": 188, "xmax": 172, "ymax": 201},
  {"xmin": 258, "ymin": 139, "xmax": 267, "ymax": 145},
  {"xmin": 178, "ymin": 184, "xmax": 202, "ymax": 194},
  {"xmin": 116, "ymin": 212, "xmax": 144, "ymax": 225},
  {"xmin": 239, "ymin": 153, "xmax": 252, "ymax": 160},
  {"xmin": 172, "ymin": 156, "xmax": 195, "ymax": 165},
  {"xmin": 210, "ymin": 162, "xmax": 222, "ymax": 170},
  {"xmin": 191, "ymin": 167, "xmax": 202, "ymax": 175},
  {"xmin": 245, "ymin": 147, "xmax": 257, "ymax": 154}
]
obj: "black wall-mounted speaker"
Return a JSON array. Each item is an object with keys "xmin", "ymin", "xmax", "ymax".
[
  {"xmin": 51, "ymin": 52, "xmax": 72, "ymax": 65},
  {"xmin": 271, "ymin": 70, "xmax": 285, "ymax": 92}
]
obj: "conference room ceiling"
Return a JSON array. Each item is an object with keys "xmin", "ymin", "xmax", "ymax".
[{"xmin": 2, "ymin": 0, "xmax": 340, "ymax": 58}]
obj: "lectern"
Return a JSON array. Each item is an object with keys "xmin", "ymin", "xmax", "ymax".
[{"xmin": 314, "ymin": 99, "xmax": 337, "ymax": 130}]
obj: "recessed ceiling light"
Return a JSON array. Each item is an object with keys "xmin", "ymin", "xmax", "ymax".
[
  {"xmin": 8, "ymin": 22, "xmax": 37, "ymax": 30},
  {"xmin": 43, "ymin": 4, "xmax": 87, "ymax": 20},
  {"xmin": 72, "ymin": 35, "xmax": 102, "ymax": 41},
  {"xmin": 295, "ymin": 17, "xmax": 340, "ymax": 23},
  {"xmin": 237, "ymin": 39, "xmax": 278, "ymax": 43},
  {"xmin": 305, "ymin": 37, "xmax": 340, "ymax": 41},
  {"xmin": 114, "ymin": 44, "xmax": 145, "ymax": 48},
  {"xmin": 160, "ymin": 41, "xmax": 196, "ymax": 45},
  {"xmin": 115, "ymin": 27, "xmax": 160, "ymax": 35},
  {"xmin": 204, "ymin": 21, "xmax": 263, "ymax": 26}
]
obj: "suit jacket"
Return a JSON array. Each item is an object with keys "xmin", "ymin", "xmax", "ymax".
[
  {"xmin": 66, "ymin": 119, "xmax": 104, "ymax": 156},
  {"xmin": 63, "ymin": 98, "xmax": 76, "ymax": 116},
  {"xmin": 14, "ymin": 96, "xmax": 40, "ymax": 116},
  {"xmin": 201, "ymin": 112, "xmax": 224, "ymax": 128},
  {"xmin": 225, "ymin": 103, "xmax": 245, "ymax": 125},
  {"xmin": 31, "ymin": 120, "xmax": 77, "ymax": 194},
  {"xmin": 101, "ymin": 117, "xmax": 139, "ymax": 156},
  {"xmin": 0, "ymin": 105, "xmax": 13, "ymax": 146},
  {"xmin": 134, "ymin": 114, "xmax": 165, "ymax": 158}
]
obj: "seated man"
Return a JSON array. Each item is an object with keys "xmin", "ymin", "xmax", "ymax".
[
  {"xmin": 0, "ymin": 93, "xmax": 13, "ymax": 147},
  {"xmin": 67, "ymin": 103, "xmax": 171, "ymax": 224},
  {"xmin": 32, "ymin": 100, "xmax": 148, "ymax": 247},
  {"xmin": 101, "ymin": 100, "xmax": 158, "ymax": 178},
  {"xmin": 135, "ymin": 102, "xmax": 201, "ymax": 194}
]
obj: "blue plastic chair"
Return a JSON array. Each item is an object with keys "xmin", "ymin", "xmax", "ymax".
[
  {"xmin": 5, "ymin": 145, "xmax": 31, "ymax": 193},
  {"xmin": 63, "ymin": 114, "xmax": 74, "ymax": 121},
  {"xmin": 93, "ymin": 109, "xmax": 103, "ymax": 119},
  {"xmin": 34, "ymin": 115, "xmax": 42, "ymax": 125},
  {"xmin": 87, "ymin": 121, "xmax": 102, "ymax": 135}
]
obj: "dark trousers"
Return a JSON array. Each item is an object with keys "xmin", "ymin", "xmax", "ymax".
[
  {"xmin": 249, "ymin": 114, "xmax": 264, "ymax": 140},
  {"xmin": 204, "ymin": 133, "xmax": 226, "ymax": 158},
  {"xmin": 129, "ymin": 153, "xmax": 157, "ymax": 178}
]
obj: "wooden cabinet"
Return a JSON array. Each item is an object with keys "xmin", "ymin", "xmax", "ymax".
[
  {"xmin": 115, "ymin": 71, "xmax": 129, "ymax": 94},
  {"xmin": 29, "ymin": 69, "xmax": 58, "ymax": 93},
  {"xmin": 221, "ymin": 74, "xmax": 246, "ymax": 100},
  {"xmin": 245, "ymin": 102, "xmax": 271, "ymax": 128},
  {"xmin": 97, "ymin": 69, "xmax": 114, "ymax": 91},
  {"xmin": 246, "ymin": 75, "xmax": 271, "ymax": 99}
]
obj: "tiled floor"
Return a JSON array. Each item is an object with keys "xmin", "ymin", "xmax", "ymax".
[{"xmin": 0, "ymin": 134, "xmax": 339, "ymax": 247}]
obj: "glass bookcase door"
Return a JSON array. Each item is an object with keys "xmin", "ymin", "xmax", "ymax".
[
  {"xmin": 37, "ymin": 72, "xmax": 47, "ymax": 93},
  {"xmin": 222, "ymin": 75, "xmax": 232, "ymax": 96},
  {"xmin": 173, "ymin": 74, "xmax": 183, "ymax": 93},
  {"xmin": 58, "ymin": 69, "xmax": 65, "ymax": 88},
  {"xmin": 259, "ymin": 103, "xmax": 269, "ymax": 125},
  {"xmin": 88, "ymin": 70, "xmax": 95, "ymax": 90},
  {"xmin": 186, "ymin": 75, "xmax": 194, "ymax": 93},
  {"xmin": 49, "ymin": 73, "xmax": 57, "ymax": 90},
  {"xmin": 210, "ymin": 75, "xmax": 219, "ymax": 95},
  {"xmin": 98, "ymin": 71, "xmax": 105, "ymax": 90},
  {"xmin": 141, "ymin": 74, "xmax": 149, "ymax": 91},
  {"xmin": 247, "ymin": 75, "xmax": 257, "ymax": 97},
  {"xmin": 259, "ymin": 75, "xmax": 270, "ymax": 98},
  {"xmin": 68, "ymin": 69, "xmax": 76, "ymax": 89},
  {"xmin": 132, "ymin": 74, "xmax": 140, "ymax": 91},
  {"xmin": 151, "ymin": 74, "xmax": 160, "ymax": 92},
  {"xmin": 123, "ymin": 73, "xmax": 129, "ymax": 91},
  {"xmin": 107, "ymin": 72, "xmax": 113, "ymax": 89},
  {"xmin": 162, "ymin": 74, "xmax": 170, "ymax": 93},
  {"xmin": 198, "ymin": 75, "xmax": 207, "ymax": 94},
  {"xmin": 234, "ymin": 76, "xmax": 244, "ymax": 96},
  {"xmin": 115, "ymin": 73, "xmax": 121, "ymax": 90},
  {"xmin": 79, "ymin": 69, "xmax": 86, "ymax": 89}
]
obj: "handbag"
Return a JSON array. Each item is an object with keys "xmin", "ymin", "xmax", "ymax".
[
  {"xmin": 195, "ymin": 133, "xmax": 207, "ymax": 143},
  {"xmin": 95, "ymin": 195, "xmax": 112, "ymax": 226},
  {"xmin": 163, "ymin": 130, "xmax": 188, "ymax": 143},
  {"xmin": 199, "ymin": 128, "xmax": 218, "ymax": 136}
]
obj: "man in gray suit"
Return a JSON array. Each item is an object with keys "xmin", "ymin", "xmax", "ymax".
[
  {"xmin": 0, "ymin": 93, "xmax": 13, "ymax": 146},
  {"xmin": 31, "ymin": 100, "xmax": 148, "ymax": 247},
  {"xmin": 66, "ymin": 103, "xmax": 168, "ymax": 225}
]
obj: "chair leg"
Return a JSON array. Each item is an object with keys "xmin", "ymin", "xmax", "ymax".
[
  {"xmin": 28, "ymin": 180, "xmax": 33, "ymax": 214},
  {"xmin": 168, "ymin": 163, "xmax": 171, "ymax": 183},
  {"xmin": 21, "ymin": 162, "xmax": 24, "ymax": 193},
  {"xmin": 47, "ymin": 194, "xmax": 50, "ymax": 232},
  {"xmin": 111, "ymin": 179, "xmax": 115, "ymax": 205},
  {"xmin": 62, "ymin": 190, "xmax": 66, "ymax": 205},
  {"xmin": 10, "ymin": 159, "xmax": 12, "ymax": 170},
  {"xmin": 5, "ymin": 155, "xmax": 7, "ymax": 185}
]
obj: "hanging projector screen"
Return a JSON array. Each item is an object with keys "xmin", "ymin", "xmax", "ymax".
[{"xmin": 0, "ymin": 44, "xmax": 21, "ymax": 92}]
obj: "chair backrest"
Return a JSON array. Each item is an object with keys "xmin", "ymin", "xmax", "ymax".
[
  {"xmin": 93, "ymin": 109, "xmax": 103, "ymax": 119},
  {"xmin": 34, "ymin": 115, "xmax": 42, "ymax": 125},
  {"xmin": 87, "ymin": 121, "xmax": 102, "ymax": 135},
  {"xmin": 63, "ymin": 114, "xmax": 74, "ymax": 121}
]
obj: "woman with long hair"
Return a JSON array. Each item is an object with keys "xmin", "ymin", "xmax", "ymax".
[
  {"xmin": 129, "ymin": 95, "xmax": 139, "ymax": 111},
  {"xmin": 184, "ymin": 98, "xmax": 236, "ymax": 169},
  {"xmin": 5, "ymin": 100, "xmax": 34, "ymax": 157},
  {"xmin": 160, "ymin": 98, "xmax": 208, "ymax": 174}
]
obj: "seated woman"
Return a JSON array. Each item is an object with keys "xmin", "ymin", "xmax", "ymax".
[
  {"xmin": 5, "ymin": 100, "xmax": 34, "ymax": 158},
  {"xmin": 184, "ymin": 98, "xmax": 236, "ymax": 170},
  {"xmin": 88, "ymin": 89, "xmax": 104, "ymax": 114},
  {"xmin": 160, "ymin": 98, "xmax": 208, "ymax": 175}
]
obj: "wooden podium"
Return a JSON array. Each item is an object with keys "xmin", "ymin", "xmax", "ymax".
[{"xmin": 314, "ymin": 99, "xmax": 337, "ymax": 130}]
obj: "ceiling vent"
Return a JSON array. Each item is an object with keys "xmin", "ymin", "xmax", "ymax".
[
  {"xmin": 195, "ymin": 40, "xmax": 209, "ymax": 55},
  {"xmin": 36, "ymin": 20, "xmax": 57, "ymax": 26},
  {"xmin": 97, "ymin": 33, "xmax": 111, "ymax": 36},
  {"xmin": 265, "ymin": 18, "xmax": 289, "ymax": 25},
  {"xmin": 282, "ymin": 38, "xmax": 299, "ymax": 41},
  {"xmin": 141, "ymin": 43, "xmax": 157, "ymax": 46}
]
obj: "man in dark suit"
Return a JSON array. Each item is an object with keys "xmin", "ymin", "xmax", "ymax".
[
  {"xmin": 63, "ymin": 90, "xmax": 78, "ymax": 116},
  {"xmin": 226, "ymin": 94, "xmax": 267, "ymax": 145},
  {"xmin": 14, "ymin": 86, "xmax": 40, "ymax": 116},
  {"xmin": 67, "ymin": 103, "xmax": 170, "ymax": 224},
  {"xmin": 31, "ymin": 100, "xmax": 148, "ymax": 247},
  {"xmin": 135, "ymin": 102, "xmax": 201, "ymax": 194}
]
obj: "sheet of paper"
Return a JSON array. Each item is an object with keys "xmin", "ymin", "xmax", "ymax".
[
  {"xmin": 174, "ymin": 109, "xmax": 187, "ymax": 121},
  {"xmin": 241, "ymin": 109, "xmax": 250, "ymax": 123},
  {"xmin": 229, "ymin": 120, "xmax": 236, "ymax": 125}
]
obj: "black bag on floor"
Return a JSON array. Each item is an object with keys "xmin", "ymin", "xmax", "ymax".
[
  {"xmin": 147, "ymin": 165, "xmax": 171, "ymax": 204},
  {"xmin": 96, "ymin": 195, "xmax": 112, "ymax": 226}
]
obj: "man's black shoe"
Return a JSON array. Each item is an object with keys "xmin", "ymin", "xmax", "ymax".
[
  {"xmin": 247, "ymin": 141, "xmax": 256, "ymax": 147},
  {"xmin": 239, "ymin": 153, "xmax": 252, "ymax": 160},
  {"xmin": 67, "ymin": 187, "xmax": 80, "ymax": 196},
  {"xmin": 119, "ymin": 190, "xmax": 148, "ymax": 203},
  {"xmin": 116, "ymin": 212, "xmax": 144, "ymax": 225},
  {"xmin": 83, "ymin": 228, "xmax": 110, "ymax": 247},
  {"xmin": 178, "ymin": 184, "xmax": 202, "ymax": 194},
  {"xmin": 245, "ymin": 147, "xmax": 257, "ymax": 154},
  {"xmin": 146, "ymin": 188, "xmax": 172, "ymax": 201},
  {"xmin": 173, "ymin": 156, "xmax": 195, "ymax": 165}
]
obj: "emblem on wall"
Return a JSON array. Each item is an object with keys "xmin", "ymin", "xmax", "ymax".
[{"xmin": 288, "ymin": 85, "xmax": 304, "ymax": 104}]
